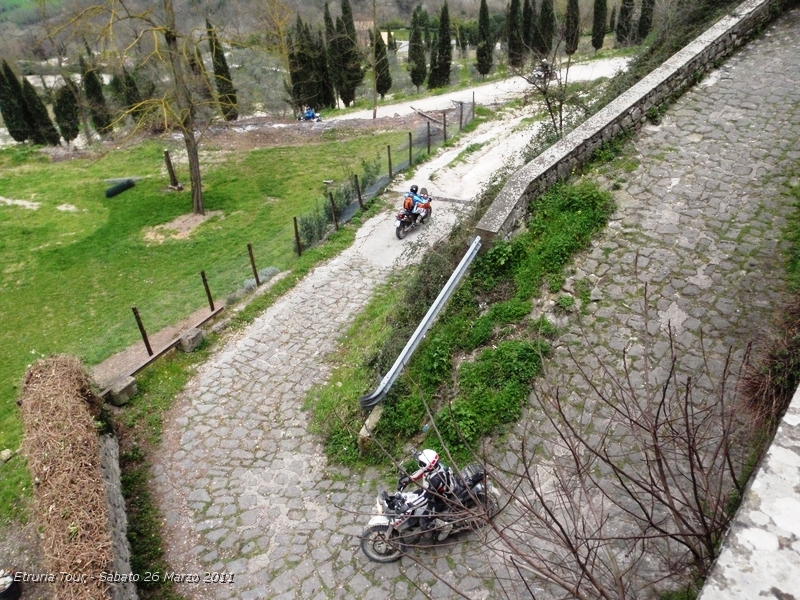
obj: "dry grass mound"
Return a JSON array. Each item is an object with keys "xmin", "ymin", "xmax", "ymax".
[{"xmin": 20, "ymin": 355, "xmax": 112, "ymax": 600}]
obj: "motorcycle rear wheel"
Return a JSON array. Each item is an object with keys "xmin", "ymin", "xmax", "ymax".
[
  {"xmin": 361, "ymin": 524, "xmax": 403, "ymax": 563},
  {"xmin": 396, "ymin": 223, "xmax": 410, "ymax": 240}
]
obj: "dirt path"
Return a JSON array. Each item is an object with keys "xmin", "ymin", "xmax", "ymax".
[{"xmin": 330, "ymin": 57, "xmax": 630, "ymax": 122}]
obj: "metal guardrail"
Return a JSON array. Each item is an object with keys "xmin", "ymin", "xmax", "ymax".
[{"xmin": 358, "ymin": 236, "xmax": 482, "ymax": 409}]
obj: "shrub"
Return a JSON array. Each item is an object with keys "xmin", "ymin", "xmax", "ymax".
[{"xmin": 431, "ymin": 340, "xmax": 548, "ymax": 458}]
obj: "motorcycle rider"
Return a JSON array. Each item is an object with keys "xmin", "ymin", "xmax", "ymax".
[
  {"xmin": 537, "ymin": 58, "xmax": 552, "ymax": 80},
  {"xmin": 397, "ymin": 449, "xmax": 457, "ymax": 541},
  {"xmin": 403, "ymin": 184, "xmax": 422, "ymax": 211}
]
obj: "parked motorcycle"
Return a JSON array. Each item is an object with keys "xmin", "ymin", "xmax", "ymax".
[
  {"xmin": 360, "ymin": 463, "xmax": 499, "ymax": 563},
  {"xmin": 395, "ymin": 201, "xmax": 432, "ymax": 239},
  {"xmin": 298, "ymin": 111, "xmax": 322, "ymax": 122}
]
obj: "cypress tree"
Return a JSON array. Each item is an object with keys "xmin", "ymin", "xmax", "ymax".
[
  {"xmin": 0, "ymin": 60, "xmax": 31, "ymax": 142},
  {"xmin": 531, "ymin": 7, "xmax": 545, "ymax": 57},
  {"xmin": 22, "ymin": 78, "xmax": 60, "ymax": 145},
  {"xmin": 522, "ymin": 0, "xmax": 534, "ymax": 53},
  {"xmin": 341, "ymin": 0, "xmax": 358, "ymax": 41},
  {"xmin": 287, "ymin": 27, "xmax": 303, "ymax": 109},
  {"xmin": 374, "ymin": 30, "xmax": 391, "ymax": 100},
  {"xmin": 206, "ymin": 19, "xmax": 238, "ymax": 121},
  {"xmin": 424, "ymin": 19, "xmax": 432, "ymax": 53},
  {"xmin": 616, "ymin": 0, "xmax": 634, "ymax": 45},
  {"xmin": 316, "ymin": 30, "xmax": 336, "ymax": 109},
  {"xmin": 609, "ymin": 5, "xmax": 617, "ymax": 33},
  {"xmin": 592, "ymin": 0, "xmax": 608, "ymax": 52},
  {"xmin": 638, "ymin": 0, "xmax": 655, "ymax": 41},
  {"xmin": 109, "ymin": 72, "xmax": 125, "ymax": 107},
  {"xmin": 565, "ymin": 0, "xmax": 580, "ymax": 56},
  {"xmin": 507, "ymin": 0, "xmax": 524, "ymax": 68},
  {"xmin": 430, "ymin": 1, "xmax": 452, "ymax": 88},
  {"xmin": 538, "ymin": 0, "xmax": 555, "ymax": 56},
  {"xmin": 54, "ymin": 81, "xmax": 80, "ymax": 145},
  {"xmin": 476, "ymin": 0, "xmax": 493, "ymax": 77},
  {"xmin": 338, "ymin": 0, "xmax": 364, "ymax": 108},
  {"xmin": 80, "ymin": 56, "xmax": 113, "ymax": 136},
  {"xmin": 408, "ymin": 9, "xmax": 427, "ymax": 92},
  {"xmin": 427, "ymin": 42, "xmax": 439, "ymax": 89},
  {"xmin": 288, "ymin": 17, "xmax": 319, "ymax": 110},
  {"xmin": 122, "ymin": 68, "xmax": 145, "ymax": 120},
  {"xmin": 324, "ymin": 2, "xmax": 343, "ymax": 105}
]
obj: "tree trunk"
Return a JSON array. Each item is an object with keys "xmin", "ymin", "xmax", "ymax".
[
  {"xmin": 184, "ymin": 132, "xmax": 203, "ymax": 214},
  {"xmin": 163, "ymin": 0, "xmax": 204, "ymax": 214}
]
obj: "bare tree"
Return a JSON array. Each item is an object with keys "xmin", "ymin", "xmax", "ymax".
[
  {"xmin": 451, "ymin": 284, "xmax": 755, "ymax": 598},
  {"xmin": 49, "ymin": 0, "xmax": 246, "ymax": 214}
]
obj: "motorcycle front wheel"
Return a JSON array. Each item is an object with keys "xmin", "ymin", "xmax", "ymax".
[
  {"xmin": 396, "ymin": 223, "xmax": 410, "ymax": 240},
  {"xmin": 361, "ymin": 524, "xmax": 403, "ymax": 563}
]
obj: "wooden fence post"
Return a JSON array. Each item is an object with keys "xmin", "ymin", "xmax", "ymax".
[
  {"xmin": 247, "ymin": 243, "xmax": 261, "ymax": 286},
  {"xmin": 443, "ymin": 112, "xmax": 447, "ymax": 142},
  {"xmin": 354, "ymin": 174, "xmax": 363, "ymax": 209},
  {"xmin": 427, "ymin": 121, "xmax": 431, "ymax": 154},
  {"xmin": 408, "ymin": 132, "xmax": 412, "ymax": 167},
  {"xmin": 132, "ymin": 306, "xmax": 153, "ymax": 356},
  {"xmin": 164, "ymin": 149, "xmax": 181, "ymax": 189},
  {"xmin": 387, "ymin": 145, "xmax": 393, "ymax": 178},
  {"xmin": 459, "ymin": 102, "xmax": 463, "ymax": 130},
  {"xmin": 294, "ymin": 216, "xmax": 302, "ymax": 256},
  {"xmin": 329, "ymin": 192, "xmax": 339, "ymax": 231},
  {"xmin": 472, "ymin": 91, "xmax": 476, "ymax": 121},
  {"xmin": 200, "ymin": 270, "xmax": 215, "ymax": 311}
]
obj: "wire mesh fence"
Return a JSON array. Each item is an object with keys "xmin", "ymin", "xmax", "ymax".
[{"xmin": 293, "ymin": 99, "xmax": 477, "ymax": 254}]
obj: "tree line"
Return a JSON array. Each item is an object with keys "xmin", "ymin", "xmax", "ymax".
[
  {"xmin": 1, "ymin": 1, "xmax": 662, "ymax": 147},
  {"xmin": 0, "ymin": 18, "xmax": 238, "ymax": 147}
]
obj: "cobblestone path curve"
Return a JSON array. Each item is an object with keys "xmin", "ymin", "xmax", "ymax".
[{"xmin": 152, "ymin": 8, "xmax": 800, "ymax": 599}]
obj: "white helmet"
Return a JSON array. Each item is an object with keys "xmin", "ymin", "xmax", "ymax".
[{"xmin": 416, "ymin": 449, "xmax": 439, "ymax": 473}]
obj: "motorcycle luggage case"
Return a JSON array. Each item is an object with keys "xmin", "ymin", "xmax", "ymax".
[{"xmin": 461, "ymin": 464, "xmax": 486, "ymax": 487}]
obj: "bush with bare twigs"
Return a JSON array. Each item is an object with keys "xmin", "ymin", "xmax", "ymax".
[
  {"xmin": 391, "ymin": 281, "xmax": 762, "ymax": 599},
  {"xmin": 19, "ymin": 355, "xmax": 112, "ymax": 600},
  {"xmin": 741, "ymin": 298, "xmax": 800, "ymax": 432}
]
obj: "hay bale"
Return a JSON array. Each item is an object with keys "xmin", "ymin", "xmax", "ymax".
[{"xmin": 20, "ymin": 355, "xmax": 113, "ymax": 600}]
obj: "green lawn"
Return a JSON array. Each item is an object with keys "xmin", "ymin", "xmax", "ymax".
[{"xmin": 0, "ymin": 131, "xmax": 402, "ymax": 519}]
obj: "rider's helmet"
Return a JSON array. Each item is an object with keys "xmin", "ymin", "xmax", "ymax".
[
  {"xmin": 420, "ymin": 187, "xmax": 429, "ymax": 197},
  {"xmin": 410, "ymin": 184, "xmax": 419, "ymax": 195},
  {"xmin": 416, "ymin": 449, "xmax": 440, "ymax": 473}
]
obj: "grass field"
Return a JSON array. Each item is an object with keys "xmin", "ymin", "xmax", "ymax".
[{"xmin": 0, "ymin": 130, "xmax": 404, "ymax": 520}]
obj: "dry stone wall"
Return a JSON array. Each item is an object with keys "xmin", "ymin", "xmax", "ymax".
[{"xmin": 99, "ymin": 435, "xmax": 138, "ymax": 600}]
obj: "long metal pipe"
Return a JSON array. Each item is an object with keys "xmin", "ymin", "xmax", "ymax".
[{"xmin": 359, "ymin": 236, "xmax": 482, "ymax": 409}]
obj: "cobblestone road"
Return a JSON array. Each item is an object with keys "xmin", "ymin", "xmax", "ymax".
[{"xmin": 152, "ymin": 8, "xmax": 800, "ymax": 599}]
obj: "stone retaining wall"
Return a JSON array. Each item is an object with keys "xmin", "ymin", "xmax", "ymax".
[
  {"xmin": 698, "ymin": 386, "xmax": 800, "ymax": 599},
  {"xmin": 99, "ymin": 435, "xmax": 138, "ymax": 600},
  {"xmin": 475, "ymin": 0, "xmax": 784, "ymax": 243}
]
